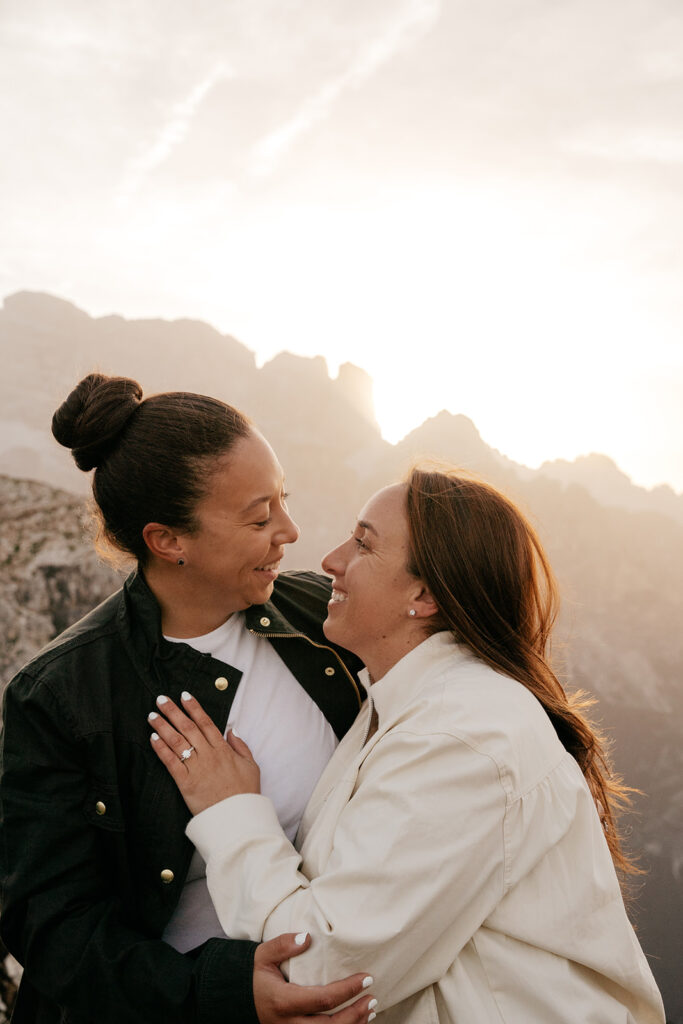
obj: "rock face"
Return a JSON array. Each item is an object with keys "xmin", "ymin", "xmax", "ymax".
[
  {"xmin": 1, "ymin": 292, "xmax": 682, "ymax": 1020},
  {"xmin": 0, "ymin": 475, "xmax": 123, "ymax": 685}
]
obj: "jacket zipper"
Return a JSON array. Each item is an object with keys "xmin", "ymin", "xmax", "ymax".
[{"xmin": 248, "ymin": 629, "xmax": 363, "ymax": 708}]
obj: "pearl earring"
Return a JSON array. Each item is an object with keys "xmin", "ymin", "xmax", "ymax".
[{"xmin": 408, "ymin": 609, "xmax": 416, "ymax": 617}]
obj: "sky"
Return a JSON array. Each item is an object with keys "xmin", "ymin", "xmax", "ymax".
[{"xmin": 2, "ymin": 0, "xmax": 683, "ymax": 491}]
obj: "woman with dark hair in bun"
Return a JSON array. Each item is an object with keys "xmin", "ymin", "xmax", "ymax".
[{"xmin": 0, "ymin": 374, "xmax": 375, "ymax": 1024}]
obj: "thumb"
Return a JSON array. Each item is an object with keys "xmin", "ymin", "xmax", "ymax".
[
  {"xmin": 227, "ymin": 726, "xmax": 255, "ymax": 759},
  {"xmin": 255, "ymin": 931, "xmax": 311, "ymax": 968}
]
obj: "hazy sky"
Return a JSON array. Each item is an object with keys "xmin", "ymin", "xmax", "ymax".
[{"xmin": 2, "ymin": 0, "xmax": 683, "ymax": 490}]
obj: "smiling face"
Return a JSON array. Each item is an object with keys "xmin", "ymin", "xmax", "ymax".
[
  {"xmin": 177, "ymin": 430, "xmax": 299, "ymax": 616},
  {"xmin": 322, "ymin": 483, "xmax": 432, "ymax": 681}
]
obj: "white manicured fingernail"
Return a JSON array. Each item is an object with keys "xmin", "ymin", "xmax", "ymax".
[
  {"xmin": 151, "ymin": 733, "xmax": 159, "ymax": 741},
  {"xmin": 368, "ymin": 1013, "xmax": 377, "ymax": 1022},
  {"xmin": 294, "ymin": 932, "xmax": 308, "ymax": 945},
  {"xmin": 148, "ymin": 712, "xmax": 158, "ymax": 721},
  {"xmin": 181, "ymin": 691, "xmax": 192, "ymax": 701},
  {"xmin": 231, "ymin": 726, "xmax": 241, "ymax": 739},
  {"xmin": 368, "ymin": 999, "xmax": 378, "ymax": 1010},
  {"xmin": 156, "ymin": 695, "xmax": 168, "ymax": 705},
  {"xmin": 362, "ymin": 976, "xmax": 374, "ymax": 989}
]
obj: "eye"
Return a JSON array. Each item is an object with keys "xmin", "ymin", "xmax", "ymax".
[
  {"xmin": 254, "ymin": 517, "xmax": 272, "ymax": 528},
  {"xmin": 353, "ymin": 532, "xmax": 369, "ymax": 550}
]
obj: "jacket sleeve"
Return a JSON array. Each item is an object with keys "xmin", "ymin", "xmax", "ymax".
[
  {"xmin": 187, "ymin": 726, "xmax": 511, "ymax": 1011},
  {"xmin": 0, "ymin": 672, "xmax": 259, "ymax": 1024}
]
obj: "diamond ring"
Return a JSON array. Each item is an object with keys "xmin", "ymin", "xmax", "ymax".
[{"xmin": 180, "ymin": 747, "xmax": 195, "ymax": 761}]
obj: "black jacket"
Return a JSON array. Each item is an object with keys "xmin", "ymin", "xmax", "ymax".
[{"xmin": 0, "ymin": 570, "xmax": 363, "ymax": 1024}]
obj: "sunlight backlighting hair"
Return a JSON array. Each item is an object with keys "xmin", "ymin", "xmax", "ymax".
[{"xmin": 405, "ymin": 464, "xmax": 639, "ymax": 884}]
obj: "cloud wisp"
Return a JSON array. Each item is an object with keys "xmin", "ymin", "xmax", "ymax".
[
  {"xmin": 116, "ymin": 61, "xmax": 233, "ymax": 205},
  {"xmin": 250, "ymin": 0, "xmax": 442, "ymax": 177}
]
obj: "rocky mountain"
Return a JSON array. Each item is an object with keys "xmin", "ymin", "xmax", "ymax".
[
  {"xmin": 1, "ymin": 291, "xmax": 681, "ymax": 1019},
  {"xmin": 0, "ymin": 475, "xmax": 123, "ymax": 683},
  {"xmin": 540, "ymin": 452, "xmax": 683, "ymax": 527}
]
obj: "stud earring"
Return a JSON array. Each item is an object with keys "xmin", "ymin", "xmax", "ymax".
[
  {"xmin": 408, "ymin": 609, "xmax": 416, "ymax": 617},
  {"xmin": 177, "ymin": 558, "xmax": 185, "ymax": 567}
]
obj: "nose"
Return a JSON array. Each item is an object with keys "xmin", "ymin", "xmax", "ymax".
[
  {"xmin": 276, "ymin": 507, "xmax": 300, "ymax": 545},
  {"xmin": 321, "ymin": 538, "xmax": 347, "ymax": 578}
]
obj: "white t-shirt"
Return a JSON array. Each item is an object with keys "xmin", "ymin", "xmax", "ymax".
[{"xmin": 162, "ymin": 612, "xmax": 338, "ymax": 952}]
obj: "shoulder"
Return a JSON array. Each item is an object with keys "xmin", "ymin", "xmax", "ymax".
[
  {"xmin": 264, "ymin": 571, "xmax": 363, "ymax": 678},
  {"xmin": 4, "ymin": 587, "xmax": 124, "ymax": 700},
  {"xmin": 265, "ymin": 571, "xmax": 333, "ymax": 635},
  {"xmin": 396, "ymin": 638, "xmax": 568, "ymax": 795},
  {"xmin": 272, "ymin": 570, "xmax": 332, "ymax": 608}
]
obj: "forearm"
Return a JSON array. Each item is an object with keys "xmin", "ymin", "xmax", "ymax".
[
  {"xmin": 188, "ymin": 734, "xmax": 509, "ymax": 1010},
  {"xmin": 0, "ymin": 894, "xmax": 258, "ymax": 1024}
]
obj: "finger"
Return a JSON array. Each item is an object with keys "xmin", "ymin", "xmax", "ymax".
[
  {"xmin": 281, "ymin": 975, "xmax": 376, "ymax": 1017},
  {"xmin": 327, "ymin": 992, "xmax": 378, "ymax": 1023},
  {"xmin": 255, "ymin": 931, "xmax": 311, "ymax": 968},
  {"xmin": 149, "ymin": 731, "xmax": 189, "ymax": 786},
  {"xmin": 255, "ymin": 935, "xmax": 376, "ymax": 1018},
  {"xmin": 179, "ymin": 691, "xmax": 227, "ymax": 747},
  {"xmin": 226, "ymin": 727, "xmax": 256, "ymax": 760},
  {"xmin": 148, "ymin": 708, "xmax": 196, "ymax": 761},
  {"xmin": 153, "ymin": 695, "xmax": 210, "ymax": 754}
]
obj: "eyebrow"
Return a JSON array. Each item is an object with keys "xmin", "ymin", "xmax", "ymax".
[
  {"xmin": 241, "ymin": 482, "xmax": 287, "ymax": 515},
  {"xmin": 241, "ymin": 495, "xmax": 271, "ymax": 514},
  {"xmin": 357, "ymin": 518, "xmax": 378, "ymax": 536}
]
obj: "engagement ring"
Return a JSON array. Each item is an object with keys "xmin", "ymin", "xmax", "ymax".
[{"xmin": 180, "ymin": 747, "xmax": 195, "ymax": 761}]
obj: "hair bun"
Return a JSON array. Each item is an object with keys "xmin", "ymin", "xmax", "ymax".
[{"xmin": 52, "ymin": 373, "xmax": 144, "ymax": 471}]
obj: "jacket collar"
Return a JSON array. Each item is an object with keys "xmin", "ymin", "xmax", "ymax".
[
  {"xmin": 119, "ymin": 570, "xmax": 303, "ymax": 645},
  {"xmin": 244, "ymin": 596, "xmax": 302, "ymax": 636},
  {"xmin": 362, "ymin": 632, "xmax": 477, "ymax": 728},
  {"xmin": 116, "ymin": 570, "xmax": 243, "ymax": 707}
]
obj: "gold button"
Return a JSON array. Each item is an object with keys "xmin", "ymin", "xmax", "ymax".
[
  {"xmin": 324, "ymin": 666, "xmax": 335, "ymax": 677},
  {"xmin": 214, "ymin": 676, "xmax": 229, "ymax": 691},
  {"xmin": 95, "ymin": 801, "xmax": 106, "ymax": 815},
  {"xmin": 160, "ymin": 868, "xmax": 174, "ymax": 884},
  {"xmin": 259, "ymin": 616, "xmax": 271, "ymax": 627}
]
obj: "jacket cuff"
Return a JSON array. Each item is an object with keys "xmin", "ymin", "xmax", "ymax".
[
  {"xmin": 187, "ymin": 794, "xmax": 282, "ymax": 859},
  {"xmin": 195, "ymin": 936, "xmax": 259, "ymax": 1024}
]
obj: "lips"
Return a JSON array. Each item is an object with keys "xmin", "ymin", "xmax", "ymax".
[{"xmin": 255, "ymin": 560, "xmax": 280, "ymax": 578}]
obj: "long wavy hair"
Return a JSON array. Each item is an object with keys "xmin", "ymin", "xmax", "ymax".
[{"xmin": 405, "ymin": 466, "xmax": 638, "ymax": 882}]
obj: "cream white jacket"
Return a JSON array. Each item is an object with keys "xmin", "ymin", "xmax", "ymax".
[{"xmin": 187, "ymin": 633, "xmax": 664, "ymax": 1023}]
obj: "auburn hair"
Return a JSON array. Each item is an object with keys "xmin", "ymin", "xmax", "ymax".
[{"xmin": 405, "ymin": 466, "xmax": 638, "ymax": 882}]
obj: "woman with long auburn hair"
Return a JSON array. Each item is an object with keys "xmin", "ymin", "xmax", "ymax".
[
  {"xmin": 405, "ymin": 468, "xmax": 633, "ymax": 877},
  {"xmin": 149, "ymin": 467, "xmax": 664, "ymax": 1023}
]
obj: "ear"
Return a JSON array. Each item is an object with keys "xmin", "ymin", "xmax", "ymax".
[
  {"xmin": 411, "ymin": 583, "xmax": 438, "ymax": 620},
  {"xmin": 142, "ymin": 522, "xmax": 186, "ymax": 564}
]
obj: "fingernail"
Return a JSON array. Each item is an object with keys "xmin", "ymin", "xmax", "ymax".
[
  {"xmin": 368, "ymin": 1014, "xmax": 377, "ymax": 1022},
  {"xmin": 181, "ymin": 691, "xmax": 192, "ymax": 702},
  {"xmin": 148, "ymin": 712, "xmax": 158, "ymax": 721},
  {"xmin": 231, "ymin": 726, "xmax": 241, "ymax": 739},
  {"xmin": 294, "ymin": 932, "xmax": 308, "ymax": 946},
  {"xmin": 368, "ymin": 999, "xmax": 378, "ymax": 1011},
  {"xmin": 156, "ymin": 695, "xmax": 168, "ymax": 705},
  {"xmin": 151, "ymin": 733, "xmax": 159, "ymax": 741},
  {"xmin": 362, "ymin": 976, "xmax": 374, "ymax": 989}
]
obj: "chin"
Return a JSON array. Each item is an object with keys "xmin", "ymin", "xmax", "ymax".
[{"xmin": 322, "ymin": 615, "xmax": 345, "ymax": 647}]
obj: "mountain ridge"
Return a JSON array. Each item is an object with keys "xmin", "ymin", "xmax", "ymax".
[{"xmin": 1, "ymin": 290, "xmax": 682, "ymax": 1019}]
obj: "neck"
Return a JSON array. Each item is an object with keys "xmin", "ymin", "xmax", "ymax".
[
  {"xmin": 143, "ymin": 561, "xmax": 240, "ymax": 638},
  {"xmin": 363, "ymin": 630, "xmax": 427, "ymax": 685}
]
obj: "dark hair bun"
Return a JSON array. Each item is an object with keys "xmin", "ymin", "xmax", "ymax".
[{"xmin": 52, "ymin": 373, "xmax": 144, "ymax": 471}]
